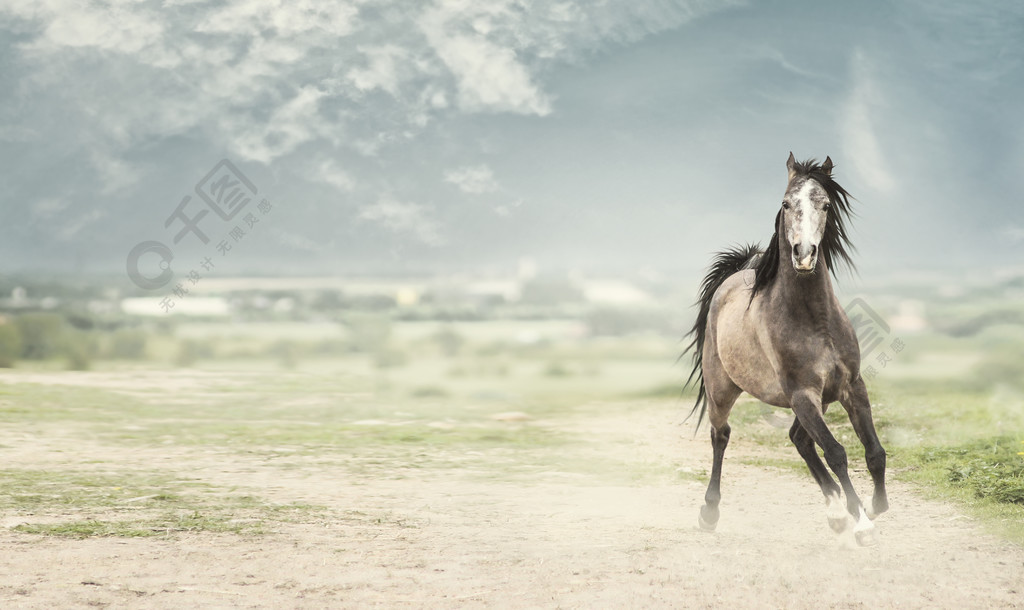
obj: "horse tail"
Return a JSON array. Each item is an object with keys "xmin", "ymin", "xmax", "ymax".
[{"xmin": 683, "ymin": 243, "xmax": 762, "ymax": 432}]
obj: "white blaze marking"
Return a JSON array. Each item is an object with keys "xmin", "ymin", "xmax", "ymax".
[{"xmin": 797, "ymin": 181, "xmax": 816, "ymax": 264}]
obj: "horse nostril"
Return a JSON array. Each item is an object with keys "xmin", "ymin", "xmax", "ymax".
[
  {"xmin": 792, "ymin": 244, "xmax": 800, "ymax": 258},
  {"xmin": 809, "ymin": 244, "xmax": 817, "ymax": 258}
]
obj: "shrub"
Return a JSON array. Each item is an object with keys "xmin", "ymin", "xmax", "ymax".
[
  {"xmin": 374, "ymin": 347, "xmax": 408, "ymax": 369},
  {"xmin": 107, "ymin": 328, "xmax": 148, "ymax": 360},
  {"xmin": 345, "ymin": 313, "xmax": 392, "ymax": 354},
  {"xmin": 543, "ymin": 361, "xmax": 572, "ymax": 377},
  {"xmin": 266, "ymin": 340, "xmax": 299, "ymax": 369},
  {"xmin": 433, "ymin": 324, "xmax": 464, "ymax": 357},
  {"xmin": 63, "ymin": 329, "xmax": 98, "ymax": 371},
  {"xmin": 175, "ymin": 339, "xmax": 215, "ymax": 367}
]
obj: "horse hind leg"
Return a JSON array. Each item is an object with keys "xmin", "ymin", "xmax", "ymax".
[{"xmin": 698, "ymin": 381, "xmax": 741, "ymax": 532}]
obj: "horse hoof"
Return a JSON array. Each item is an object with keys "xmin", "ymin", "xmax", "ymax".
[
  {"xmin": 825, "ymin": 494, "xmax": 849, "ymax": 533},
  {"xmin": 698, "ymin": 506, "xmax": 718, "ymax": 532},
  {"xmin": 866, "ymin": 499, "xmax": 889, "ymax": 521},
  {"xmin": 828, "ymin": 516, "xmax": 850, "ymax": 533},
  {"xmin": 853, "ymin": 506, "xmax": 877, "ymax": 546},
  {"xmin": 855, "ymin": 528, "xmax": 878, "ymax": 547}
]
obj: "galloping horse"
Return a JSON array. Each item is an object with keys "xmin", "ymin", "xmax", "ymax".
[{"xmin": 684, "ymin": 153, "xmax": 888, "ymax": 546}]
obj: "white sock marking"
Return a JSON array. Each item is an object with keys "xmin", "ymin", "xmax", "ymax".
[
  {"xmin": 853, "ymin": 506, "xmax": 874, "ymax": 533},
  {"xmin": 826, "ymin": 493, "xmax": 847, "ymax": 521}
]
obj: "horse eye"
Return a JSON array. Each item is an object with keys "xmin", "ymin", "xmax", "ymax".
[
  {"xmin": 823, "ymin": 203, "xmax": 832, "ymax": 211},
  {"xmin": 782, "ymin": 201, "xmax": 790, "ymax": 210}
]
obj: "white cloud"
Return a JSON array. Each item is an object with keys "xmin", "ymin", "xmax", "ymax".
[
  {"xmin": 309, "ymin": 159, "xmax": 355, "ymax": 192},
  {"xmin": 56, "ymin": 209, "xmax": 106, "ymax": 241},
  {"xmin": 840, "ymin": 50, "xmax": 896, "ymax": 194},
  {"xmin": 1001, "ymin": 225, "xmax": 1024, "ymax": 244},
  {"xmin": 0, "ymin": 0, "xmax": 736, "ymax": 263},
  {"xmin": 493, "ymin": 198, "xmax": 523, "ymax": 217},
  {"xmin": 91, "ymin": 151, "xmax": 141, "ymax": 194},
  {"xmin": 420, "ymin": 1, "xmax": 552, "ymax": 115},
  {"xmin": 228, "ymin": 85, "xmax": 327, "ymax": 163},
  {"xmin": 416, "ymin": 0, "xmax": 731, "ymax": 116},
  {"xmin": 13, "ymin": 0, "xmax": 164, "ymax": 56},
  {"xmin": 30, "ymin": 197, "xmax": 70, "ymax": 222},
  {"xmin": 348, "ymin": 45, "xmax": 407, "ymax": 96},
  {"xmin": 1, "ymin": 0, "xmax": 729, "ymax": 168},
  {"xmin": 426, "ymin": 31, "xmax": 552, "ymax": 115},
  {"xmin": 196, "ymin": 0, "xmax": 358, "ymax": 38},
  {"xmin": 444, "ymin": 164, "xmax": 499, "ymax": 194},
  {"xmin": 277, "ymin": 231, "xmax": 329, "ymax": 253},
  {"xmin": 358, "ymin": 196, "xmax": 444, "ymax": 246}
]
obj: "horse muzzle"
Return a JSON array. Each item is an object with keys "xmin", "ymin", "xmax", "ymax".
[{"xmin": 792, "ymin": 243, "xmax": 817, "ymax": 273}]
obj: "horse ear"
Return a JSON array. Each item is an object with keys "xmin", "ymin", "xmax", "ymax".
[
  {"xmin": 786, "ymin": 152, "xmax": 797, "ymax": 181},
  {"xmin": 822, "ymin": 156, "xmax": 833, "ymax": 176}
]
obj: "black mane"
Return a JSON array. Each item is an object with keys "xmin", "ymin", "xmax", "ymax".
[
  {"xmin": 682, "ymin": 243, "xmax": 761, "ymax": 431},
  {"xmin": 751, "ymin": 158, "xmax": 856, "ymax": 295}
]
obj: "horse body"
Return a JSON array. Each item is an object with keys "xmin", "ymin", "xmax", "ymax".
[
  {"xmin": 711, "ymin": 261, "xmax": 858, "ymax": 410},
  {"xmin": 686, "ymin": 153, "xmax": 888, "ymax": 546}
]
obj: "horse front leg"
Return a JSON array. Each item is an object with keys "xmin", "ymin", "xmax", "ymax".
[
  {"xmin": 790, "ymin": 390, "xmax": 876, "ymax": 546},
  {"xmin": 839, "ymin": 376, "xmax": 888, "ymax": 519},
  {"xmin": 788, "ymin": 418, "xmax": 847, "ymax": 532}
]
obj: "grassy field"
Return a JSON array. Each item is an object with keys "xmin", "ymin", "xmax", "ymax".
[
  {"xmin": 1, "ymin": 313, "xmax": 1022, "ymax": 545},
  {"xmin": 0, "ymin": 321, "xmax": 686, "ymax": 540}
]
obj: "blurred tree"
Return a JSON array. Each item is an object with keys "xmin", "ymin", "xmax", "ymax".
[
  {"xmin": 0, "ymin": 322, "xmax": 22, "ymax": 367},
  {"xmin": 14, "ymin": 312, "xmax": 65, "ymax": 360}
]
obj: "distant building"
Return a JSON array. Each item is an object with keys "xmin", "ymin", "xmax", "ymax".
[{"xmin": 121, "ymin": 297, "xmax": 231, "ymax": 317}]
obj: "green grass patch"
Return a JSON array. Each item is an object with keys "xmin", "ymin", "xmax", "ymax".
[
  {"xmin": 939, "ymin": 439, "xmax": 1024, "ymax": 504},
  {"xmin": 1, "ymin": 467, "xmax": 326, "ymax": 539},
  {"xmin": 893, "ymin": 437, "xmax": 1024, "ymax": 543},
  {"xmin": 13, "ymin": 510, "xmax": 267, "ymax": 539},
  {"xmin": 898, "ymin": 437, "xmax": 1024, "ymax": 505}
]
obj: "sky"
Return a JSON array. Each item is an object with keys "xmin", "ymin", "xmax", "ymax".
[{"xmin": 1, "ymin": 0, "xmax": 1022, "ymax": 290}]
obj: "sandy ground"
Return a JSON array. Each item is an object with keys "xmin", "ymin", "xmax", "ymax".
[{"xmin": 2, "ymin": 396, "xmax": 1023, "ymax": 609}]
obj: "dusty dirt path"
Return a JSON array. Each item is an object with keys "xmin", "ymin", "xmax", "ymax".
[{"xmin": 2, "ymin": 399, "xmax": 1023, "ymax": 609}]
